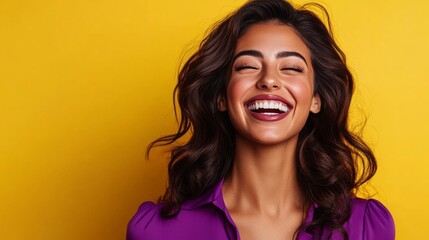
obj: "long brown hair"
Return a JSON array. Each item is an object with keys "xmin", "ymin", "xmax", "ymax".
[{"xmin": 148, "ymin": 0, "xmax": 376, "ymax": 238}]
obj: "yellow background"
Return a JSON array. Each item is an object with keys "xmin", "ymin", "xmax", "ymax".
[{"xmin": 1, "ymin": 0, "xmax": 428, "ymax": 239}]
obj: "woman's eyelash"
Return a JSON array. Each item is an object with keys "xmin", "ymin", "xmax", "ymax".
[
  {"xmin": 281, "ymin": 66, "xmax": 304, "ymax": 72},
  {"xmin": 234, "ymin": 65, "xmax": 258, "ymax": 71}
]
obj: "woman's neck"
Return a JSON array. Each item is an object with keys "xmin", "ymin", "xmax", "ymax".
[{"xmin": 223, "ymin": 135, "xmax": 305, "ymax": 216}]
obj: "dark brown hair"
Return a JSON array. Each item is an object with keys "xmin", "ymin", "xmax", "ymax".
[{"xmin": 148, "ymin": 0, "xmax": 376, "ymax": 239}]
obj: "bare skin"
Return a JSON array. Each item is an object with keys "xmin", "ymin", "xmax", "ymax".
[
  {"xmin": 222, "ymin": 136, "xmax": 308, "ymax": 240},
  {"xmin": 220, "ymin": 21, "xmax": 321, "ymax": 240}
]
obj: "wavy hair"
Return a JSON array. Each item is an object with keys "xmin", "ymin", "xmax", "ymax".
[{"xmin": 148, "ymin": 0, "xmax": 377, "ymax": 239}]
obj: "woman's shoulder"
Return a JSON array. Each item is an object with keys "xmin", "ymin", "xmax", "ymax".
[
  {"xmin": 126, "ymin": 199, "xmax": 234, "ymax": 240},
  {"xmin": 347, "ymin": 197, "xmax": 395, "ymax": 239},
  {"xmin": 126, "ymin": 201, "xmax": 162, "ymax": 240}
]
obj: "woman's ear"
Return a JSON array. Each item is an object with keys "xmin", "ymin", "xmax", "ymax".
[
  {"xmin": 217, "ymin": 96, "xmax": 227, "ymax": 112},
  {"xmin": 310, "ymin": 94, "xmax": 321, "ymax": 114}
]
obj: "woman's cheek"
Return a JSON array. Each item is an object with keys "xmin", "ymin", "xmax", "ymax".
[{"xmin": 286, "ymin": 79, "xmax": 313, "ymax": 103}]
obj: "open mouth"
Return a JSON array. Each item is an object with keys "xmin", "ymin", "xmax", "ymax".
[
  {"xmin": 247, "ymin": 100, "xmax": 289, "ymax": 115},
  {"xmin": 244, "ymin": 94, "xmax": 292, "ymax": 121}
]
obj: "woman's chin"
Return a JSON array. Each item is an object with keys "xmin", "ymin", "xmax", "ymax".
[{"xmin": 235, "ymin": 133, "xmax": 300, "ymax": 147}]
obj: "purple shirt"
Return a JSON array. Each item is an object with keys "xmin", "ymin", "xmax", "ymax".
[{"xmin": 127, "ymin": 180, "xmax": 395, "ymax": 239}]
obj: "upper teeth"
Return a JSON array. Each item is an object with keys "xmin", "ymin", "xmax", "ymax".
[{"xmin": 247, "ymin": 100, "xmax": 289, "ymax": 112}]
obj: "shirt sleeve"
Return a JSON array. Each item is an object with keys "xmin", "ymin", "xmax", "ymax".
[
  {"xmin": 363, "ymin": 199, "xmax": 395, "ymax": 240},
  {"xmin": 126, "ymin": 201, "xmax": 159, "ymax": 240}
]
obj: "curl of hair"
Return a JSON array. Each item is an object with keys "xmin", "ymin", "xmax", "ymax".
[{"xmin": 148, "ymin": 0, "xmax": 377, "ymax": 239}]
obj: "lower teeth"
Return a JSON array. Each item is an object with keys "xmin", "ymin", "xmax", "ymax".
[{"xmin": 261, "ymin": 112, "xmax": 278, "ymax": 115}]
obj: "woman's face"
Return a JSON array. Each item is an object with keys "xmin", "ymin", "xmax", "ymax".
[{"xmin": 220, "ymin": 21, "xmax": 320, "ymax": 146}]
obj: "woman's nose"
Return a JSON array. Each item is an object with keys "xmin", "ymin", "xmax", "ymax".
[{"xmin": 256, "ymin": 69, "xmax": 281, "ymax": 90}]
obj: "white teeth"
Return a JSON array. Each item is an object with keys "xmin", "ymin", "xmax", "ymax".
[{"xmin": 247, "ymin": 100, "xmax": 289, "ymax": 112}]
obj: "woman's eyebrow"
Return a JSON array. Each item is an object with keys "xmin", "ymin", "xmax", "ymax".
[
  {"xmin": 276, "ymin": 51, "xmax": 308, "ymax": 66},
  {"xmin": 233, "ymin": 50, "xmax": 263, "ymax": 61}
]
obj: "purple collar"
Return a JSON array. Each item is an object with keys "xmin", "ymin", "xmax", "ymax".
[{"xmin": 180, "ymin": 179, "xmax": 317, "ymax": 239}]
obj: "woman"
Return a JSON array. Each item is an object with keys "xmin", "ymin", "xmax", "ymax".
[{"xmin": 127, "ymin": 0, "xmax": 395, "ymax": 239}]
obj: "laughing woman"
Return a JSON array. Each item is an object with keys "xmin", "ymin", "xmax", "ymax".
[{"xmin": 127, "ymin": 0, "xmax": 395, "ymax": 239}]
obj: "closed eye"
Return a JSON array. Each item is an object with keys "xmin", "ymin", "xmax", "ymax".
[
  {"xmin": 281, "ymin": 67, "xmax": 304, "ymax": 73},
  {"xmin": 234, "ymin": 65, "xmax": 259, "ymax": 71}
]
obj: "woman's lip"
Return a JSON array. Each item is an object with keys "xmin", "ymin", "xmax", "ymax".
[
  {"xmin": 245, "ymin": 94, "xmax": 292, "ymax": 108},
  {"xmin": 244, "ymin": 94, "xmax": 293, "ymax": 122},
  {"xmin": 248, "ymin": 111, "xmax": 289, "ymax": 121}
]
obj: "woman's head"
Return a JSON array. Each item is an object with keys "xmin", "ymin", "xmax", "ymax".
[
  {"xmin": 152, "ymin": 0, "xmax": 376, "ymax": 237},
  {"xmin": 176, "ymin": 0, "xmax": 353, "ymax": 144},
  {"xmin": 221, "ymin": 21, "xmax": 320, "ymax": 145}
]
